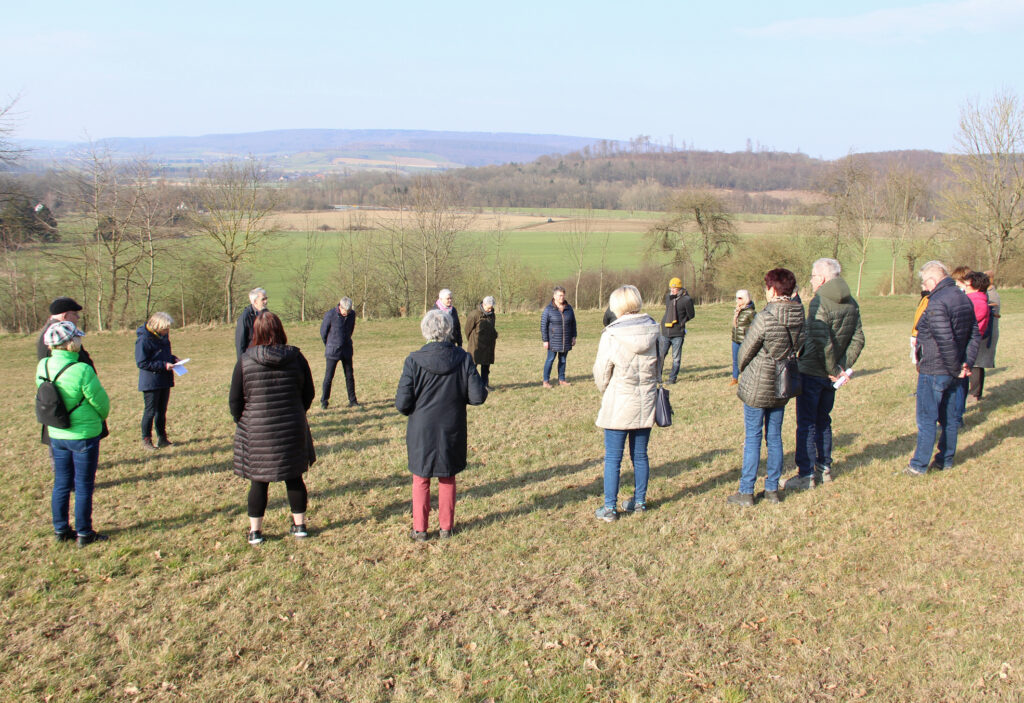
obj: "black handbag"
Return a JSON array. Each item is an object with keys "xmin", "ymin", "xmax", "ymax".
[
  {"xmin": 774, "ymin": 324, "xmax": 802, "ymax": 399},
  {"xmin": 654, "ymin": 384, "xmax": 672, "ymax": 427}
]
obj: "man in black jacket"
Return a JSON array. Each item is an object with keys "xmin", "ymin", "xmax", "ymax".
[
  {"xmin": 319, "ymin": 296, "xmax": 358, "ymax": 409},
  {"xmin": 235, "ymin": 287, "xmax": 268, "ymax": 358},
  {"xmin": 657, "ymin": 277, "xmax": 695, "ymax": 384},
  {"xmin": 907, "ymin": 261, "xmax": 980, "ymax": 474}
]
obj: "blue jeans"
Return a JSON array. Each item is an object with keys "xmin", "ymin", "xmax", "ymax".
[
  {"xmin": 50, "ymin": 437, "xmax": 100, "ymax": 535},
  {"xmin": 543, "ymin": 349, "xmax": 569, "ymax": 382},
  {"xmin": 910, "ymin": 373, "xmax": 965, "ymax": 470},
  {"xmin": 740, "ymin": 404, "xmax": 785, "ymax": 494},
  {"xmin": 603, "ymin": 428, "xmax": 651, "ymax": 509},
  {"xmin": 657, "ymin": 335, "xmax": 684, "ymax": 382},
  {"xmin": 731, "ymin": 341, "xmax": 741, "ymax": 379},
  {"xmin": 794, "ymin": 374, "xmax": 835, "ymax": 477}
]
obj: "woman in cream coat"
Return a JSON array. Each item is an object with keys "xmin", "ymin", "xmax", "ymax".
[{"xmin": 593, "ymin": 285, "xmax": 661, "ymax": 522}]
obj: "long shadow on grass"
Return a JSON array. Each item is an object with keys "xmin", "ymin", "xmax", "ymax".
[
  {"xmin": 95, "ymin": 459, "xmax": 233, "ymax": 489},
  {"xmin": 375, "ymin": 446, "xmax": 735, "ymax": 534}
]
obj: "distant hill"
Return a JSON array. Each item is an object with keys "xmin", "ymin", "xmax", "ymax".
[{"xmin": 18, "ymin": 129, "xmax": 615, "ymax": 172}]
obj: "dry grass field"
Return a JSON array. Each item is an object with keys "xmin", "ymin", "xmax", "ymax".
[{"xmin": 1, "ymin": 293, "xmax": 1021, "ymax": 701}]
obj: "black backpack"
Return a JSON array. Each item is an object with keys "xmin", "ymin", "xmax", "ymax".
[{"xmin": 36, "ymin": 360, "xmax": 83, "ymax": 429}]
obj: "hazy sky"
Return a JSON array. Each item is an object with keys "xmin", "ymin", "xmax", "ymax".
[{"xmin": 2, "ymin": 0, "xmax": 1021, "ymax": 158}]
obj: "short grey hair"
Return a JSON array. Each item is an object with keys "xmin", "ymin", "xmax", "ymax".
[
  {"xmin": 482, "ymin": 296, "xmax": 495, "ymax": 308},
  {"xmin": 736, "ymin": 289, "xmax": 750, "ymax": 302},
  {"xmin": 919, "ymin": 260, "xmax": 949, "ymax": 279},
  {"xmin": 249, "ymin": 287, "xmax": 267, "ymax": 303},
  {"xmin": 421, "ymin": 309, "xmax": 453, "ymax": 342},
  {"xmin": 438, "ymin": 288, "xmax": 452, "ymax": 300},
  {"xmin": 812, "ymin": 258, "xmax": 842, "ymax": 280},
  {"xmin": 339, "ymin": 297, "xmax": 353, "ymax": 312}
]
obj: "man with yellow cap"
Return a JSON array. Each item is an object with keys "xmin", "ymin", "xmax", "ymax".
[{"xmin": 658, "ymin": 277, "xmax": 695, "ymax": 383}]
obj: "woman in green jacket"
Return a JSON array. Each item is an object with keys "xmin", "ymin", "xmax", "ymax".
[
  {"xmin": 36, "ymin": 322, "xmax": 111, "ymax": 547},
  {"xmin": 731, "ymin": 289, "xmax": 756, "ymax": 385}
]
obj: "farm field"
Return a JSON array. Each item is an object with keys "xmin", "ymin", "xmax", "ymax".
[{"xmin": 1, "ymin": 293, "xmax": 1021, "ymax": 701}]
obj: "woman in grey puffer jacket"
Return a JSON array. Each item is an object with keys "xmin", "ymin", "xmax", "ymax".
[{"xmin": 729, "ymin": 268, "xmax": 805, "ymax": 507}]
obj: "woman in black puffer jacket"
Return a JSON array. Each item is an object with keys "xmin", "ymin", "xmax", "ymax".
[{"xmin": 229, "ymin": 311, "xmax": 316, "ymax": 545}]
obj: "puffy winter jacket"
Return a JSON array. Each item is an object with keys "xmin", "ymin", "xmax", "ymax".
[
  {"xmin": 798, "ymin": 276, "xmax": 865, "ymax": 378},
  {"xmin": 731, "ymin": 303, "xmax": 756, "ymax": 344},
  {"xmin": 320, "ymin": 306, "xmax": 355, "ymax": 360},
  {"xmin": 229, "ymin": 344, "xmax": 316, "ymax": 482},
  {"xmin": 737, "ymin": 300, "xmax": 806, "ymax": 409},
  {"xmin": 35, "ymin": 349, "xmax": 110, "ymax": 440},
  {"xmin": 916, "ymin": 276, "xmax": 980, "ymax": 376},
  {"xmin": 541, "ymin": 302, "xmax": 577, "ymax": 352},
  {"xmin": 395, "ymin": 341, "xmax": 487, "ymax": 477},
  {"xmin": 135, "ymin": 325, "xmax": 177, "ymax": 391},
  {"xmin": 593, "ymin": 314, "xmax": 661, "ymax": 429}
]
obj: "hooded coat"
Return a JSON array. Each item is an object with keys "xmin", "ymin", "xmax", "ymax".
[
  {"xmin": 737, "ymin": 299, "xmax": 806, "ymax": 409},
  {"xmin": 731, "ymin": 302, "xmax": 756, "ymax": 344},
  {"xmin": 229, "ymin": 344, "xmax": 316, "ymax": 482},
  {"xmin": 465, "ymin": 304, "xmax": 498, "ymax": 365},
  {"xmin": 395, "ymin": 341, "xmax": 487, "ymax": 478},
  {"xmin": 135, "ymin": 325, "xmax": 177, "ymax": 391},
  {"xmin": 593, "ymin": 313, "xmax": 661, "ymax": 429},
  {"xmin": 798, "ymin": 276, "xmax": 865, "ymax": 378}
]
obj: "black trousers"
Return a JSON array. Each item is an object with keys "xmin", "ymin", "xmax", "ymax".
[
  {"xmin": 322, "ymin": 356, "xmax": 356, "ymax": 404},
  {"xmin": 141, "ymin": 388, "xmax": 171, "ymax": 439},
  {"xmin": 478, "ymin": 364, "xmax": 490, "ymax": 386},
  {"xmin": 247, "ymin": 478, "xmax": 308, "ymax": 517},
  {"xmin": 969, "ymin": 367, "xmax": 985, "ymax": 399}
]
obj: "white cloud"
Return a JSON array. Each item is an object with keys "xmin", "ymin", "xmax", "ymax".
[{"xmin": 743, "ymin": 0, "xmax": 1024, "ymax": 40}]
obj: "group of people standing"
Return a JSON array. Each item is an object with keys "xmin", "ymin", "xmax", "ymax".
[{"xmin": 32, "ymin": 256, "xmax": 1000, "ymax": 545}]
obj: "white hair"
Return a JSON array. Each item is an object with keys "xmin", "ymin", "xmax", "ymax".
[
  {"xmin": 339, "ymin": 297, "xmax": 353, "ymax": 312},
  {"xmin": 812, "ymin": 258, "xmax": 842, "ymax": 280},
  {"xmin": 421, "ymin": 309, "xmax": 454, "ymax": 342},
  {"xmin": 919, "ymin": 260, "xmax": 950, "ymax": 279},
  {"xmin": 438, "ymin": 288, "xmax": 452, "ymax": 300},
  {"xmin": 736, "ymin": 289, "xmax": 750, "ymax": 302},
  {"xmin": 482, "ymin": 296, "xmax": 495, "ymax": 308},
  {"xmin": 249, "ymin": 287, "xmax": 267, "ymax": 303}
]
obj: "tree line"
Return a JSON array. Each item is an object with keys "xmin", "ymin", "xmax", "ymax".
[{"xmin": 2, "ymin": 92, "xmax": 1022, "ymax": 331}]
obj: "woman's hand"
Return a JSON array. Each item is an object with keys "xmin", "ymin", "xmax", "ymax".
[
  {"xmin": 543, "ymin": 341, "xmax": 549, "ymax": 350},
  {"xmin": 165, "ymin": 362, "xmax": 174, "ymax": 371}
]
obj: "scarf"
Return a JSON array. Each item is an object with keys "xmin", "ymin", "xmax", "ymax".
[{"xmin": 435, "ymin": 299, "xmax": 452, "ymax": 314}]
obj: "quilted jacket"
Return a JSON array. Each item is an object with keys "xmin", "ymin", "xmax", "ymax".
[
  {"xmin": 916, "ymin": 276, "xmax": 980, "ymax": 376},
  {"xmin": 737, "ymin": 299, "xmax": 805, "ymax": 408},
  {"xmin": 798, "ymin": 276, "xmax": 865, "ymax": 378}
]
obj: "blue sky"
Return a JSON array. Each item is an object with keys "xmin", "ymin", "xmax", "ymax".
[{"xmin": 2, "ymin": 0, "xmax": 1022, "ymax": 158}]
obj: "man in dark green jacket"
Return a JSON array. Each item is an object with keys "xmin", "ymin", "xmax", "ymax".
[{"xmin": 784, "ymin": 258, "xmax": 865, "ymax": 491}]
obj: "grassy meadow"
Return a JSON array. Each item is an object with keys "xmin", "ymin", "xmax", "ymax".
[{"xmin": 1, "ymin": 292, "xmax": 1022, "ymax": 701}]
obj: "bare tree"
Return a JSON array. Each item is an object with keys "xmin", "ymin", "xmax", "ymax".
[
  {"xmin": 822, "ymin": 155, "xmax": 880, "ymax": 296},
  {"xmin": 290, "ymin": 214, "xmax": 324, "ymax": 322},
  {"xmin": 943, "ymin": 91, "xmax": 1024, "ymax": 280},
  {"xmin": 408, "ymin": 176, "xmax": 474, "ymax": 313},
  {"xmin": 189, "ymin": 159, "xmax": 277, "ymax": 322},
  {"xmin": 648, "ymin": 190, "xmax": 736, "ymax": 301},
  {"xmin": 490, "ymin": 210, "xmax": 510, "ymax": 312},
  {"xmin": 882, "ymin": 166, "xmax": 928, "ymax": 294},
  {"xmin": 0, "ymin": 96, "xmax": 27, "ymax": 169},
  {"xmin": 560, "ymin": 203, "xmax": 593, "ymax": 308}
]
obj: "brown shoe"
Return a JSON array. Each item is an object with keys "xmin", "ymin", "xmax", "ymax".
[
  {"xmin": 542, "ymin": 381, "xmax": 553, "ymax": 388},
  {"xmin": 142, "ymin": 437, "xmax": 156, "ymax": 451},
  {"xmin": 728, "ymin": 378, "xmax": 738, "ymax": 386},
  {"xmin": 559, "ymin": 380, "xmax": 571, "ymax": 387}
]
